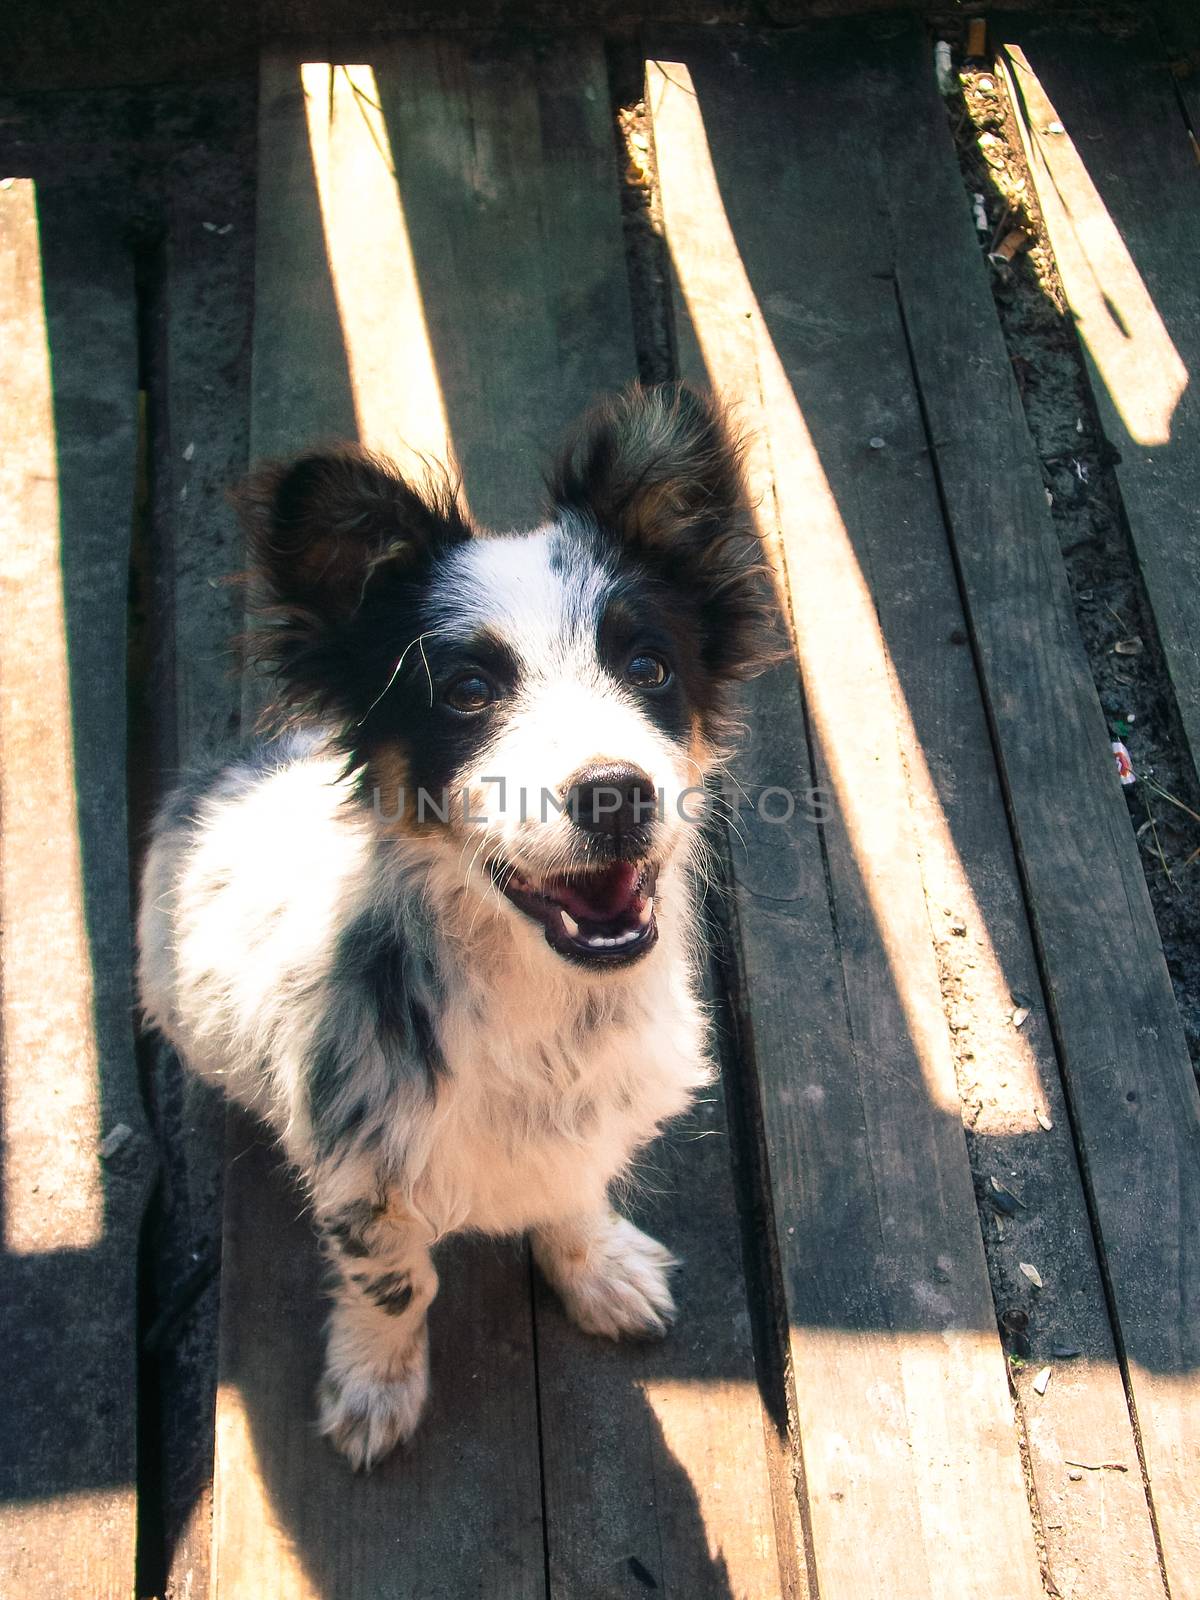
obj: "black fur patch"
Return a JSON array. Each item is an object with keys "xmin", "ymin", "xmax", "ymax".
[
  {"xmin": 357, "ymin": 614, "xmax": 523, "ymax": 821},
  {"xmin": 336, "ymin": 908, "xmax": 446, "ymax": 1070},
  {"xmin": 307, "ymin": 906, "xmax": 446, "ymax": 1157},
  {"xmin": 321, "ymin": 1200, "xmax": 379, "ymax": 1258},
  {"xmin": 363, "ymin": 1271, "xmax": 414, "ymax": 1315}
]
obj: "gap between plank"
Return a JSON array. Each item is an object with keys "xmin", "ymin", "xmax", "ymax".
[
  {"xmin": 525, "ymin": 1241, "xmax": 553, "ymax": 1600},
  {"xmin": 129, "ymin": 214, "xmax": 173, "ymax": 1600}
]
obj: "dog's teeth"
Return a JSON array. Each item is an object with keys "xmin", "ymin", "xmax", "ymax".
[
  {"xmin": 560, "ymin": 910, "xmax": 580, "ymax": 939},
  {"xmin": 637, "ymin": 897, "xmax": 654, "ymax": 927}
]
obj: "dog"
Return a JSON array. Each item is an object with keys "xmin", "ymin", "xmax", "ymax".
[{"xmin": 137, "ymin": 383, "xmax": 770, "ymax": 1470}]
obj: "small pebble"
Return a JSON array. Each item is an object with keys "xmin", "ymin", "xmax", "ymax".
[
  {"xmin": 1033, "ymin": 1365, "xmax": 1052, "ymax": 1395},
  {"xmin": 1035, "ymin": 1109, "xmax": 1054, "ymax": 1131},
  {"xmin": 1051, "ymin": 1341, "xmax": 1082, "ymax": 1359},
  {"xmin": 1012, "ymin": 1005, "xmax": 1030, "ymax": 1028},
  {"xmin": 869, "ymin": 436, "xmax": 886, "ymax": 450},
  {"xmin": 99, "ymin": 1123, "xmax": 133, "ymax": 1161},
  {"xmin": 1046, "ymin": 120, "xmax": 1066, "ymax": 135},
  {"xmin": 1068, "ymin": 1469, "xmax": 1083, "ymax": 1482}
]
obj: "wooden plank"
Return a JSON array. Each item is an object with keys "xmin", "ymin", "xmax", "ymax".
[
  {"xmin": 216, "ymin": 38, "xmax": 781, "ymax": 1596},
  {"xmin": 215, "ymin": 49, "xmax": 545, "ymax": 1598},
  {"xmin": 533, "ymin": 1089, "xmax": 786, "ymax": 1600},
  {"xmin": 999, "ymin": 21, "xmax": 1200, "ymax": 793},
  {"xmin": 648, "ymin": 38, "xmax": 1045, "ymax": 1600},
  {"xmin": 365, "ymin": 35, "xmax": 640, "ymax": 528},
  {"xmin": 1154, "ymin": 0, "xmax": 1200, "ymax": 84},
  {"xmin": 0, "ymin": 179, "xmax": 155, "ymax": 1596},
  {"xmin": 874, "ymin": 21, "xmax": 1200, "ymax": 1597},
  {"xmin": 140, "ymin": 85, "xmax": 257, "ymax": 1600},
  {"xmin": 718, "ymin": 31, "xmax": 1160, "ymax": 1595}
]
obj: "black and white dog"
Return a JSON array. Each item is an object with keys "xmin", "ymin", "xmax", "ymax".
[{"xmin": 138, "ymin": 384, "xmax": 769, "ymax": 1470}]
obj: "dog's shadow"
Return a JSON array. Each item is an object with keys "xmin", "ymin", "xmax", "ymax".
[{"xmin": 216, "ymin": 1109, "xmax": 748, "ymax": 1598}]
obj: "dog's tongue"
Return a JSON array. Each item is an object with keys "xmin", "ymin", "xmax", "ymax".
[{"xmin": 547, "ymin": 862, "xmax": 640, "ymax": 921}]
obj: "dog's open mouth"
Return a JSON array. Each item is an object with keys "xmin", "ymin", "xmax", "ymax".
[{"xmin": 490, "ymin": 858, "xmax": 659, "ymax": 966}]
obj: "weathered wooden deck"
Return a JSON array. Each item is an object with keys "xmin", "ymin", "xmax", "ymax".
[{"xmin": 3, "ymin": 13, "xmax": 1199, "ymax": 1599}]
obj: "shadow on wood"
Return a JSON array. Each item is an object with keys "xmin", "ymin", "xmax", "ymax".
[{"xmin": 0, "ymin": 177, "xmax": 156, "ymax": 1595}]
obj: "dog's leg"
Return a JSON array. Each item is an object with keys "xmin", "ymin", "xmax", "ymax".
[
  {"xmin": 314, "ymin": 1196, "xmax": 438, "ymax": 1470},
  {"xmin": 532, "ymin": 1206, "xmax": 678, "ymax": 1340}
]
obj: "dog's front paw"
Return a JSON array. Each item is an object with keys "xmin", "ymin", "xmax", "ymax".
[
  {"xmin": 317, "ymin": 1341, "xmax": 429, "ymax": 1471},
  {"xmin": 538, "ymin": 1216, "xmax": 678, "ymax": 1341}
]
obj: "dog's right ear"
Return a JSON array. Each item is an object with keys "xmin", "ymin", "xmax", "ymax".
[{"xmin": 234, "ymin": 445, "xmax": 473, "ymax": 720}]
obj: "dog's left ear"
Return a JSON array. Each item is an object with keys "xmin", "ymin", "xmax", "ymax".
[{"xmin": 548, "ymin": 383, "xmax": 772, "ymax": 680}]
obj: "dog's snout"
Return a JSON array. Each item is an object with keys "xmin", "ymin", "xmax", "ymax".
[{"xmin": 566, "ymin": 764, "xmax": 657, "ymax": 838}]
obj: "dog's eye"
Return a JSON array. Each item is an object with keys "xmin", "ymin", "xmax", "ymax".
[
  {"xmin": 625, "ymin": 653, "xmax": 671, "ymax": 690},
  {"xmin": 444, "ymin": 673, "xmax": 495, "ymax": 714}
]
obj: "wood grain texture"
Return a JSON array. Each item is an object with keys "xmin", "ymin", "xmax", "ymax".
[
  {"xmin": 0, "ymin": 179, "xmax": 155, "ymax": 1597},
  {"xmin": 1001, "ymin": 21, "xmax": 1200, "ymax": 794},
  {"xmin": 217, "ymin": 37, "xmax": 781, "ymax": 1597},
  {"xmin": 879, "ymin": 21, "xmax": 1200, "ymax": 1596},
  {"xmin": 649, "ymin": 36, "xmax": 1044, "ymax": 1600},
  {"xmin": 761, "ymin": 31, "xmax": 1161, "ymax": 1595},
  {"xmin": 217, "ymin": 47, "xmax": 546, "ymax": 1600},
  {"xmin": 666, "ymin": 25, "xmax": 1165, "ymax": 1594},
  {"xmin": 534, "ymin": 1091, "xmax": 785, "ymax": 1600},
  {"xmin": 144, "ymin": 86, "xmax": 257, "ymax": 1600}
]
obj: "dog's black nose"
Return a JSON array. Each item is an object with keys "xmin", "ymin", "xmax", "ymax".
[{"xmin": 566, "ymin": 764, "xmax": 658, "ymax": 838}]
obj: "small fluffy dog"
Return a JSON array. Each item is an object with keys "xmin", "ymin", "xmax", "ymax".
[{"xmin": 138, "ymin": 383, "xmax": 768, "ymax": 1470}]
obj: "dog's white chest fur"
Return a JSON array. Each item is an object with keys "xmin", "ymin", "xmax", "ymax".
[{"xmin": 425, "ymin": 962, "xmax": 711, "ymax": 1236}]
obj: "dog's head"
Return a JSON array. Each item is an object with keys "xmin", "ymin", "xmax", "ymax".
[{"xmin": 239, "ymin": 384, "xmax": 772, "ymax": 971}]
